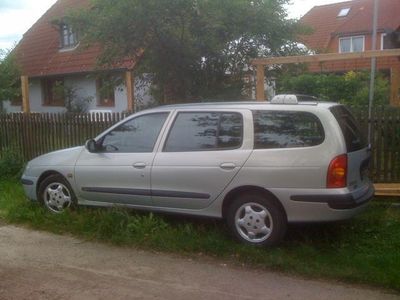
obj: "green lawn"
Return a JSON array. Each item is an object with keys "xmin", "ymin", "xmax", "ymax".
[{"xmin": 0, "ymin": 180, "xmax": 399, "ymax": 292}]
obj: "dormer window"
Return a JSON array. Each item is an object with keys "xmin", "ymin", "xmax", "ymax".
[
  {"xmin": 339, "ymin": 36, "xmax": 365, "ymax": 53},
  {"xmin": 337, "ymin": 8, "xmax": 350, "ymax": 17},
  {"xmin": 60, "ymin": 23, "xmax": 78, "ymax": 49}
]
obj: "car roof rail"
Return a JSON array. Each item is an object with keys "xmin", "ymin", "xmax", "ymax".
[
  {"xmin": 271, "ymin": 94, "xmax": 319, "ymax": 105},
  {"xmin": 271, "ymin": 94, "xmax": 299, "ymax": 104}
]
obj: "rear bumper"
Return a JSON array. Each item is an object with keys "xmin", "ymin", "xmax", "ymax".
[
  {"xmin": 290, "ymin": 183, "xmax": 374, "ymax": 210},
  {"xmin": 270, "ymin": 182, "xmax": 374, "ymax": 223}
]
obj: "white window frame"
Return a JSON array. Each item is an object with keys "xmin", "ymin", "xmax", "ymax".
[
  {"xmin": 59, "ymin": 23, "xmax": 79, "ymax": 51},
  {"xmin": 337, "ymin": 8, "xmax": 351, "ymax": 17},
  {"xmin": 339, "ymin": 35, "xmax": 365, "ymax": 53},
  {"xmin": 381, "ymin": 33, "xmax": 387, "ymax": 50}
]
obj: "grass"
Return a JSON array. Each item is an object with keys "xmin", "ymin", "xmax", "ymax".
[{"xmin": 0, "ymin": 180, "xmax": 399, "ymax": 292}]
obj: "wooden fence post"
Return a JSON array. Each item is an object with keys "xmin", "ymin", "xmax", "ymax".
[
  {"xmin": 125, "ymin": 70, "xmax": 135, "ymax": 112},
  {"xmin": 256, "ymin": 64, "xmax": 266, "ymax": 101},
  {"xmin": 390, "ymin": 67, "xmax": 400, "ymax": 107},
  {"xmin": 21, "ymin": 75, "xmax": 30, "ymax": 113}
]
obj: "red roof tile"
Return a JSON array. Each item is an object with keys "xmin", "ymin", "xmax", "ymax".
[
  {"xmin": 299, "ymin": 0, "xmax": 400, "ymax": 51},
  {"xmin": 15, "ymin": 0, "xmax": 135, "ymax": 77}
]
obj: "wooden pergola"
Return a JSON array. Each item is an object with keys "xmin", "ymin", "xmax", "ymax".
[{"xmin": 251, "ymin": 49, "xmax": 400, "ymax": 106}]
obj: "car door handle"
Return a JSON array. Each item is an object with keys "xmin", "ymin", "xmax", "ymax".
[
  {"xmin": 220, "ymin": 163, "xmax": 236, "ymax": 170},
  {"xmin": 133, "ymin": 163, "xmax": 147, "ymax": 169}
]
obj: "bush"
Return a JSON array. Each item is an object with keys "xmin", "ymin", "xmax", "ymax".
[
  {"xmin": 0, "ymin": 149, "xmax": 24, "ymax": 179},
  {"xmin": 277, "ymin": 71, "xmax": 390, "ymax": 106}
]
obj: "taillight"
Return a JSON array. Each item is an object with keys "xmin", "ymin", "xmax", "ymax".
[{"xmin": 327, "ymin": 154, "xmax": 348, "ymax": 188}]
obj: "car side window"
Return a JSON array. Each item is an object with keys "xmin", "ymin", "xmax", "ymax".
[
  {"xmin": 253, "ymin": 110, "xmax": 325, "ymax": 149},
  {"xmin": 101, "ymin": 112, "xmax": 169, "ymax": 153},
  {"xmin": 164, "ymin": 112, "xmax": 243, "ymax": 152}
]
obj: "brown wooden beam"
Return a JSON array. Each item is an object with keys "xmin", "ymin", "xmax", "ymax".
[
  {"xmin": 390, "ymin": 67, "xmax": 400, "ymax": 107},
  {"xmin": 251, "ymin": 49, "xmax": 400, "ymax": 66},
  {"xmin": 256, "ymin": 64, "xmax": 266, "ymax": 101},
  {"xmin": 21, "ymin": 75, "xmax": 30, "ymax": 113},
  {"xmin": 125, "ymin": 71, "xmax": 135, "ymax": 112}
]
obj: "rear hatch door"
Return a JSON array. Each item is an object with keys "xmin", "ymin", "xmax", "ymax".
[{"xmin": 330, "ymin": 105, "xmax": 370, "ymax": 190}]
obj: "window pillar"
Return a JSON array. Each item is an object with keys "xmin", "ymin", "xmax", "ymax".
[{"xmin": 21, "ymin": 75, "xmax": 30, "ymax": 113}]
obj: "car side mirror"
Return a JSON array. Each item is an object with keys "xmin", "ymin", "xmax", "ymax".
[{"xmin": 85, "ymin": 139, "xmax": 99, "ymax": 153}]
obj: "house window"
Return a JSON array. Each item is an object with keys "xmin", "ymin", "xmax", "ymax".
[
  {"xmin": 381, "ymin": 33, "xmax": 387, "ymax": 50},
  {"xmin": 337, "ymin": 8, "xmax": 350, "ymax": 17},
  {"xmin": 11, "ymin": 97, "xmax": 22, "ymax": 106},
  {"xmin": 339, "ymin": 36, "xmax": 365, "ymax": 53},
  {"xmin": 42, "ymin": 78, "xmax": 65, "ymax": 106},
  {"xmin": 60, "ymin": 23, "xmax": 78, "ymax": 49},
  {"xmin": 96, "ymin": 77, "xmax": 116, "ymax": 107}
]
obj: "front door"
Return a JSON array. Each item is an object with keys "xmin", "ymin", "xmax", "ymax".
[
  {"xmin": 151, "ymin": 110, "xmax": 252, "ymax": 210},
  {"xmin": 75, "ymin": 112, "xmax": 170, "ymax": 206}
]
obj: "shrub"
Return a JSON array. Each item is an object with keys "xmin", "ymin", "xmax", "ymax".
[
  {"xmin": 0, "ymin": 148, "xmax": 24, "ymax": 179},
  {"xmin": 277, "ymin": 71, "xmax": 390, "ymax": 106}
]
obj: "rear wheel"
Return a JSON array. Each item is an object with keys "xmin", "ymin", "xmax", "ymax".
[
  {"xmin": 38, "ymin": 174, "xmax": 76, "ymax": 214},
  {"xmin": 227, "ymin": 193, "xmax": 287, "ymax": 246}
]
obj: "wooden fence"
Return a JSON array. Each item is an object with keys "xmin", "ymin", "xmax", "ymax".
[{"xmin": 0, "ymin": 106, "xmax": 400, "ymax": 183}]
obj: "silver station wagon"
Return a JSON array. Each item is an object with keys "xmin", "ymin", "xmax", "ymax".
[{"xmin": 21, "ymin": 95, "xmax": 374, "ymax": 246}]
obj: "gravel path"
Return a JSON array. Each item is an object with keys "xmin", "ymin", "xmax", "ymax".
[{"xmin": 0, "ymin": 225, "xmax": 398, "ymax": 300}]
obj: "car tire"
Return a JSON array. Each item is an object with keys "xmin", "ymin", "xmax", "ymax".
[
  {"xmin": 226, "ymin": 193, "xmax": 287, "ymax": 246},
  {"xmin": 38, "ymin": 174, "xmax": 76, "ymax": 214}
]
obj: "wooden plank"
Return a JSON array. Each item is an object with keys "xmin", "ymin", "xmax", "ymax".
[
  {"xmin": 383, "ymin": 108, "xmax": 390, "ymax": 182},
  {"xmin": 256, "ymin": 64, "xmax": 266, "ymax": 101},
  {"xmin": 126, "ymin": 71, "xmax": 135, "ymax": 112},
  {"xmin": 390, "ymin": 67, "xmax": 400, "ymax": 107},
  {"xmin": 389, "ymin": 109, "xmax": 396, "ymax": 182},
  {"xmin": 374, "ymin": 183, "xmax": 400, "ymax": 197},
  {"xmin": 251, "ymin": 49, "xmax": 400, "ymax": 66},
  {"xmin": 371, "ymin": 107, "xmax": 378, "ymax": 181},
  {"xmin": 395, "ymin": 111, "xmax": 400, "ymax": 182},
  {"xmin": 21, "ymin": 76, "xmax": 30, "ymax": 113}
]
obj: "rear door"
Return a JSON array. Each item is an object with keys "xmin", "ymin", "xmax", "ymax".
[
  {"xmin": 330, "ymin": 105, "xmax": 370, "ymax": 189},
  {"xmin": 151, "ymin": 109, "xmax": 253, "ymax": 210}
]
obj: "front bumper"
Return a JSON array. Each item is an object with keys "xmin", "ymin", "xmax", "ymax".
[{"xmin": 21, "ymin": 175, "xmax": 38, "ymax": 201}]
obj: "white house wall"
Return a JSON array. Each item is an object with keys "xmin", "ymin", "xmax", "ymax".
[{"xmin": 3, "ymin": 73, "xmax": 153, "ymax": 113}]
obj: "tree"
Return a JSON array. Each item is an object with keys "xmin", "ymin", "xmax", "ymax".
[
  {"xmin": 69, "ymin": 0, "xmax": 300, "ymax": 103},
  {"xmin": 0, "ymin": 47, "xmax": 21, "ymax": 111}
]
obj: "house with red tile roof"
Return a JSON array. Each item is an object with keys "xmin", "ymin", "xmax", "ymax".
[
  {"xmin": 4, "ymin": 0, "xmax": 152, "ymax": 113},
  {"xmin": 298, "ymin": 0, "xmax": 400, "ymax": 106},
  {"xmin": 299, "ymin": 0, "xmax": 400, "ymax": 73}
]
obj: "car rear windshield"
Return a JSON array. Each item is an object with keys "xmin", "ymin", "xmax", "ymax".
[{"xmin": 329, "ymin": 105, "xmax": 367, "ymax": 152}]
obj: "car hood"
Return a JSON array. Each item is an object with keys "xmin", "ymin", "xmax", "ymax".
[{"xmin": 28, "ymin": 146, "xmax": 85, "ymax": 167}]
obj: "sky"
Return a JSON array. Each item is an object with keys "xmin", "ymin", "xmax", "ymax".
[{"xmin": 0, "ymin": 0, "xmax": 347, "ymax": 50}]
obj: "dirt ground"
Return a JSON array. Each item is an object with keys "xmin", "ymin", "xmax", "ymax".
[{"xmin": 0, "ymin": 225, "xmax": 398, "ymax": 300}]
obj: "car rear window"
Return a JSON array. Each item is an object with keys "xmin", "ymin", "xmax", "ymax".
[
  {"xmin": 329, "ymin": 105, "xmax": 367, "ymax": 152},
  {"xmin": 253, "ymin": 110, "xmax": 325, "ymax": 149}
]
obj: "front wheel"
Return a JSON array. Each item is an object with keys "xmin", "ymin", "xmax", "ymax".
[
  {"xmin": 38, "ymin": 174, "xmax": 76, "ymax": 214},
  {"xmin": 226, "ymin": 193, "xmax": 287, "ymax": 246}
]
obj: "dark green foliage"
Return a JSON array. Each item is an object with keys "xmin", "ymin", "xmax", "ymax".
[
  {"xmin": 1, "ymin": 180, "xmax": 400, "ymax": 291},
  {"xmin": 0, "ymin": 47, "xmax": 21, "ymax": 109},
  {"xmin": 68, "ymin": 0, "xmax": 302, "ymax": 102},
  {"xmin": 0, "ymin": 149, "xmax": 24, "ymax": 179},
  {"xmin": 277, "ymin": 71, "xmax": 390, "ymax": 105}
]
